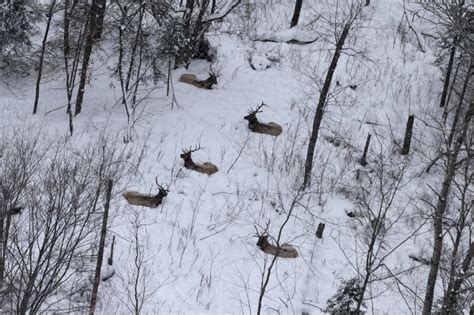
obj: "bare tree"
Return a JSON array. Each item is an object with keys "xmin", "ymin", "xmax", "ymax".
[
  {"xmin": 422, "ymin": 62, "xmax": 472, "ymax": 315},
  {"xmin": 0, "ymin": 125, "xmax": 45, "ymax": 295},
  {"xmin": 63, "ymin": 0, "xmax": 89, "ymax": 134},
  {"xmin": 119, "ymin": 209, "xmax": 165, "ymax": 314},
  {"xmin": 290, "ymin": 0, "xmax": 303, "ymax": 28},
  {"xmin": 33, "ymin": 0, "xmax": 57, "ymax": 115},
  {"xmin": 255, "ymin": 186, "xmax": 304, "ymax": 315},
  {"xmin": 303, "ymin": 2, "xmax": 362, "ymax": 189},
  {"xmin": 175, "ymin": 0, "xmax": 241, "ymax": 67},
  {"xmin": 75, "ymin": 0, "xmax": 103, "ymax": 115},
  {"xmin": 88, "ymin": 179, "xmax": 113, "ymax": 315},
  {"xmin": 439, "ymin": 135, "xmax": 473, "ymax": 314},
  {"xmin": 1, "ymin": 132, "xmax": 135, "ymax": 314}
]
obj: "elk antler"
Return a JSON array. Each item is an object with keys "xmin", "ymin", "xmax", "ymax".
[
  {"xmin": 181, "ymin": 144, "xmax": 203, "ymax": 155},
  {"xmin": 155, "ymin": 177, "xmax": 169, "ymax": 192},
  {"xmin": 254, "ymin": 220, "xmax": 271, "ymax": 237},
  {"xmin": 209, "ymin": 62, "xmax": 222, "ymax": 77},
  {"xmin": 247, "ymin": 102, "xmax": 268, "ymax": 115}
]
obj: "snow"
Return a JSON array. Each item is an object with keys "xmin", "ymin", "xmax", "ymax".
[
  {"xmin": 250, "ymin": 55, "xmax": 272, "ymax": 71},
  {"xmin": 0, "ymin": 0, "xmax": 457, "ymax": 314},
  {"xmin": 252, "ymin": 29, "xmax": 318, "ymax": 43}
]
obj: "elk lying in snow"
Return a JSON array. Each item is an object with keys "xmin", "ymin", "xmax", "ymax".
[
  {"xmin": 178, "ymin": 65, "xmax": 220, "ymax": 89},
  {"xmin": 180, "ymin": 145, "xmax": 218, "ymax": 175},
  {"xmin": 122, "ymin": 178, "xmax": 169, "ymax": 208},
  {"xmin": 244, "ymin": 103, "xmax": 282, "ymax": 136},
  {"xmin": 255, "ymin": 225, "xmax": 298, "ymax": 258}
]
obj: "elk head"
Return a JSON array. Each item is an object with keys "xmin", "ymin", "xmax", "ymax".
[
  {"xmin": 244, "ymin": 102, "xmax": 267, "ymax": 128},
  {"xmin": 180, "ymin": 144, "xmax": 202, "ymax": 168},
  {"xmin": 155, "ymin": 177, "xmax": 169, "ymax": 199},
  {"xmin": 254, "ymin": 221, "xmax": 271, "ymax": 250},
  {"xmin": 207, "ymin": 63, "xmax": 221, "ymax": 88}
]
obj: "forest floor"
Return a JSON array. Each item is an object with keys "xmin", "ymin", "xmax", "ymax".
[{"xmin": 0, "ymin": 0, "xmax": 447, "ymax": 314}]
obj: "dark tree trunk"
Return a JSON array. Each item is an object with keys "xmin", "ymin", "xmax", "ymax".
[
  {"xmin": 442, "ymin": 242, "xmax": 473, "ymax": 312},
  {"xmin": 107, "ymin": 235, "xmax": 115, "ymax": 266},
  {"xmin": 447, "ymin": 64, "xmax": 471, "ymax": 149},
  {"xmin": 316, "ymin": 223, "xmax": 325, "ymax": 239},
  {"xmin": 400, "ymin": 115, "xmax": 415, "ymax": 155},
  {"xmin": 184, "ymin": 0, "xmax": 195, "ymax": 28},
  {"xmin": 290, "ymin": 0, "xmax": 303, "ymax": 28},
  {"xmin": 94, "ymin": 0, "xmax": 106, "ymax": 41},
  {"xmin": 441, "ymin": 237, "xmax": 473, "ymax": 312},
  {"xmin": 89, "ymin": 179, "xmax": 113, "ymax": 315},
  {"xmin": 422, "ymin": 100, "xmax": 473, "ymax": 315},
  {"xmin": 33, "ymin": 0, "xmax": 56, "ymax": 114},
  {"xmin": 440, "ymin": 45, "xmax": 457, "ymax": 108},
  {"xmin": 360, "ymin": 133, "xmax": 371, "ymax": 166},
  {"xmin": 365, "ymin": 0, "xmax": 370, "ymax": 6},
  {"xmin": 75, "ymin": 0, "xmax": 101, "ymax": 115},
  {"xmin": 303, "ymin": 24, "xmax": 351, "ymax": 189},
  {"xmin": 210, "ymin": 0, "xmax": 216, "ymax": 14},
  {"xmin": 442, "ymin": 55, "xmax": 462, "ymax": 121},
  {"xmin": 0, "ymin": 217, "xmax": 4, "ymax": 286}
]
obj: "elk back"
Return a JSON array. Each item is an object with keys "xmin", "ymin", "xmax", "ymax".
[
  {"xmin": 179, "ymin": 74, "xmax": 212, "ymax": 89},
  {"xmin": 179, "ymin": 73, "xmax": 198, "ymax": 85},
  {"xmin": 194, "ymin": 162, "xmax": 218, "ymax": 175},
  {"xmin": 122, "ymin": 191, "xmax": 161, "ymax": 208},
  {"xmin": 262, "ymin": 243, "xmax": 298, "ymax": 258},
  {"xmin": 251, "ymin": 122, "xmax": 282, "ymax": 136}
]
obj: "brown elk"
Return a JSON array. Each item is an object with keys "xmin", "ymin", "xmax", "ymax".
[
  {"xmin": 244, "ymin": 102, "xmax": 282, "ymax": 136},
  {"xmin": 122, "ymin": 178, "xmax": 169, "ymax": 208},
  {"xmin": 180, "ymin": 145, "xmax": 218, "ymax": 175},
  {"xmin": 178, "ymin": 64, "xmax": 220, "ymax": 89},
  {"xmin": 255, "ymin": 224, "xmax": 299, "ymax": 259}
]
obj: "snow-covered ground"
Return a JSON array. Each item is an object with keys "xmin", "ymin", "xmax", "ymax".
[{"xmin": 0, "ymin": 0, "xmax": 454, "ymax": 314}]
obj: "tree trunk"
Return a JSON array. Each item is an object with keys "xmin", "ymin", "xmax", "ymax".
[
  {"xmin": 360, "ymin": 133, "xmax": 371, "ymax": 166},
  {"xmin": 0, "ymin": 217, "xmax": 4, "ymax": 287},
  {"xmin": 303, "ymin": 23, "xmax": 351, "ymax": 189},
  {"xmin": 441, "ymin": 232, "xmax": 473, "ymax": 313},
  {"xmin": 75, "ymin": 0, "xmax": 101, "ymax": 115},
  {"xmin": 94, "ymin": 0, "xmax": 106, "ymax": 41},
  {"xmin": 211, "ymin": 0, "xmax": 216, "ymax": 14},
  {"xmin": 439, "ymin": 45, "xmax": 457, "ymax": 108},
  {"xmin": 107, "ymin": 235, "xmax": 115, "ymax": 266},
  {"xmin": 33, "ymin": 0, "xmax": 56, "ymax": 114},
  {"xmin": 315, "ymin": 223, "xmax": 325, "ymax": 239},
  {"xmin": 88, "ymin": 179, "xmax": 113, "ymax": 315},
  {"xmin": 290, "ymin": 0, "xmax": 303, "ymax": 28},
  {"xmin": 442, "ymin": 242, "xmax": 473, "ymax": 312},
  {"xmin": 422, "ymin": 99, "xmax": 473, "ymax": 315},
  {"xmin": 184, "ymin": 0, "xmax": 195, "ymax": 28},
  {"xmin": 400, "ymin": 115, "xmax": 415, "ymax": 155}
]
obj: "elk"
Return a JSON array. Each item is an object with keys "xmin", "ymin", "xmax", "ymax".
[
  {"xmin": 122, "ymin": 178, "xmax": 169, "ymax": 208},
  {"xmin": 244, "ymin": 102, "xmax": 282, "ymax": 136},
  {"xmin": 178, "ymin": 64, "xmax": 220, "ymax": 89},
  {"xmin": 255, "ymin": 224, "xmax": 298, "ymax": 259},
  {"xmin": 180, "ymin": 145, "xmax": 218, "ymax": 175}
]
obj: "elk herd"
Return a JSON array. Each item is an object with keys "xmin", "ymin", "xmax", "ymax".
[{"xmin": 122, "ymin": 64, "xmax": 298, "ymax": 259}]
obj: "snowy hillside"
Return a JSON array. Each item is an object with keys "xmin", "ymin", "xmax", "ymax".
[{"xmin": 0, "ymin": 0, "xmax": 472, "ymax": 314}]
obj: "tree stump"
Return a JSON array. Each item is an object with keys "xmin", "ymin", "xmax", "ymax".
[
  {"xmin": 401, "ymin": 115, "xmax": 415, "ymax": 155},
  {"xmin": 316, "ymin": 223, "xmax": 326, "ymax": 239}
]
